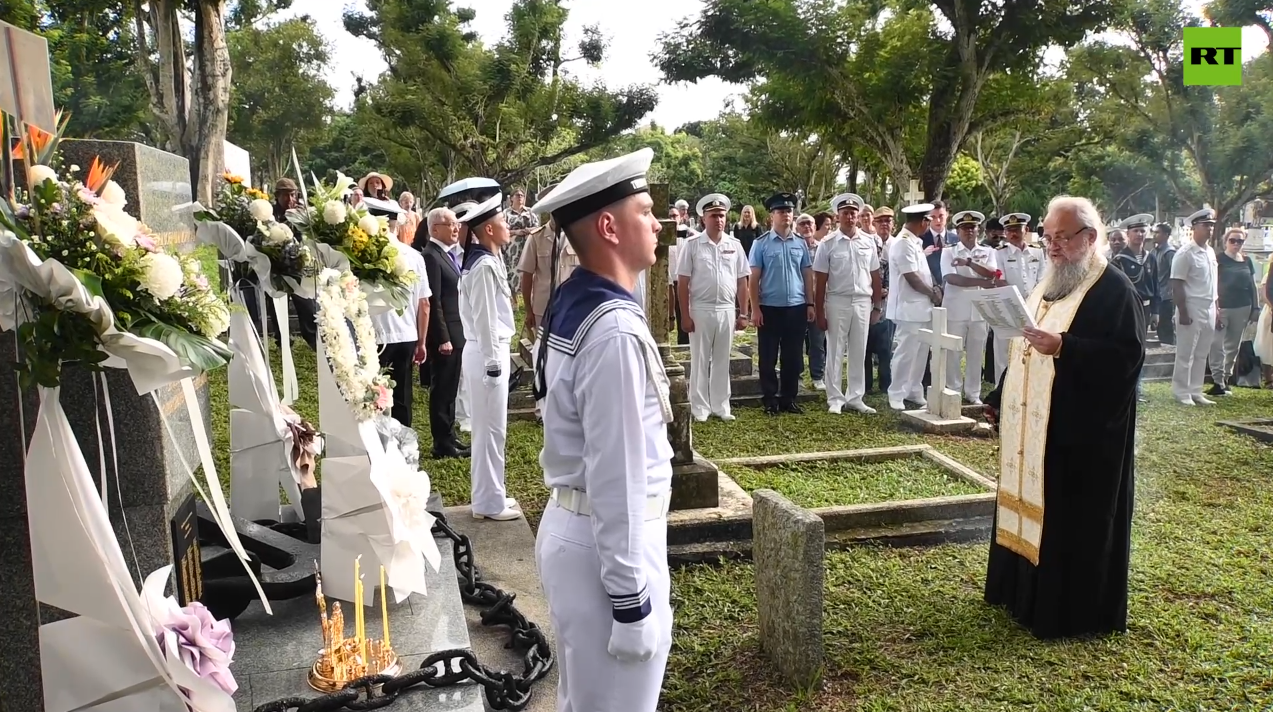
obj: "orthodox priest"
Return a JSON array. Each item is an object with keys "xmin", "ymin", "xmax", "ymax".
[{"xmin": 984, "ymin": 195, "xmax": 1145, "ymax": 640}]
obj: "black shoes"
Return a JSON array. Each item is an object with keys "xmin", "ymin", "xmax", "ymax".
[
  {"xmin": 780, "ymin": 402, "xmax": 803, "ymax": 414},
  {"xmin": 432, "ymin": 442, "xmax": 471, "ymax": 459}
]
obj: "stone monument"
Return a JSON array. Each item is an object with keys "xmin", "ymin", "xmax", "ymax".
[
  {"xmin": 754, "ymin": 489, "xmax": 824, "ymax": 690},
  {"xmin": 0, "ymin": 141, "xmax": 211, "ymax": 711},
  {"xmin": 900, "ymin": 307, "xmax": 977, "ymax": 434},
  {"xmin": 646, "ymin": 183, "xmax": 720, "ymax": 510}
]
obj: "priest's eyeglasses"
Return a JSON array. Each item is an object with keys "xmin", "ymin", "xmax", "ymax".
[{"xmin": 1046, "ymin": 226, "xmax": 1093, "ymax": 245}]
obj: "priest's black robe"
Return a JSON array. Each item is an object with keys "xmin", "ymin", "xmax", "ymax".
[{"xmin": 984, "ymin": 264, "xmax": 1146, "ymax": 640}]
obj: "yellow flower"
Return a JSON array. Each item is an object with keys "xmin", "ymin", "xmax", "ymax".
[
  {"xmin": 345, "ymin": 226, "xmax": 370, "ymax": 255},
  {"xmin": 222, "ymin": 172, "xmax": 244, "ymax": 185},
  {"xmin": 247, "ymin": 188, "xmax": 268, "ymax": 200}
]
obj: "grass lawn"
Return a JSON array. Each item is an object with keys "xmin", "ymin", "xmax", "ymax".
[
  {"xmin": 725, "ymin": 457, "xmax": 982, "ymax": 508},
  {"xmin": 206, "ymin": 316, "xmax": 1273, "ymax": 710}
]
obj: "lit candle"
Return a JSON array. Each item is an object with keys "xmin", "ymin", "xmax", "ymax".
[
  {"xmin": 380, "ymin": 565, "xmax": 390, "ymax": 653},
  {"xmin": 353, "ymin": 556, "xmax": 363, "ymax": 658},
  {"xmin": 359, "ymin": 574, "xmax": 368, "ymax": 666}
]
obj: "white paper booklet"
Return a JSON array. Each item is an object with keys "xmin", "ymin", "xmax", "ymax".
[{"xmin": 970, "ymin": 286, "xmax": 1037, "ymax": 338}]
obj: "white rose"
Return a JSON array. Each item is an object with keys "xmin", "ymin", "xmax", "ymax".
[
  {"xmin": 322, "ymin": 200, "xmax": 347, "ymax": 225},
  {"xmin": 139, "ymin": 252, "xmax": 184, "ymax": 301},
  {"xmin": 249, "ymin": 199, "xmax": 274, "ymax": 223},
  {"xmin": 28, "ymin": 164, "xmax": 57, "ymax": 187},
  {"xmin": 357, "ymin": 214, "xmax": 381, "ymax": 236},
  {"xmin": 267, "ymin": 222, "xmax": 293, "ymax": 244},
  {"xmin": 100, "ymin": 180, "xmax": 127, "ymax": 207}
]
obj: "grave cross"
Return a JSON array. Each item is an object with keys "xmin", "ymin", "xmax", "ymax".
[
  {"xmin": 903, "ymin": 179, "xmax": 925, "ymax": 206},
  {"xmin": 918, "ymin": 307, "xmax": 964, "ymax": 419}
]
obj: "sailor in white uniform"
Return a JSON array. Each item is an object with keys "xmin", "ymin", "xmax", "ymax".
[
  {"xmin": 992, "ymin": 212, "xmax": 1045, "ymax": 382},
  {"xmin": 813, "ymin": 192, "xmax": 882, "ymax": 415},
  {"xmin": 1171, "ymin": 207, "xmax": 1221, "ymax": 406},
  {"xmin": 677, "ymin": 192, "xmax": 750, "ymax": 421},
  {"xmin": 532, "ymin": 147, "xmax": 675, "ymax": 712},
  {"xmin": 457, "ymin": 192, "xmax": 522, "ymax": 521},
  {"xmin": 939, "ymin": 210, "xmax": 1001, "ymax": 404},
  {"xmin": 886, "ymin": 203, "xmax": 940, "ymax": 410}
]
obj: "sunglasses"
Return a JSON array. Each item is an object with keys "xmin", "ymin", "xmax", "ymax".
[{"xmin": 1228, "ymin": 237, "xmax": 1245, "ymax": 244}]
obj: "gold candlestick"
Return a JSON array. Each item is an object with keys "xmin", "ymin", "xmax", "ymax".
[
  {"xmin": 307, "ymin": 557, "xmax": 401, "ymax": 692},
  {"xmin": 380, "ymin": 565, "xmax": 390, "ymax": 652}
]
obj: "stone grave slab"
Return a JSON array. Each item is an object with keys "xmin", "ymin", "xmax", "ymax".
[
  {"xmin": 668, "ymin": 445, "xmax": 997, "ymax": 562},
  {"xmin": 753, "ymin": 489, "xmax": 824, "ymax": 691},
  {"xmin": 1217, "ymin": 418, "xmax": 1273, "ymax": 444},
  {"xmin": 231, "ymin": 536, "xmax": 483, "ymax": 712}
]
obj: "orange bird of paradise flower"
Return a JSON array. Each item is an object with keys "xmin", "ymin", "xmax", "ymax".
[{"xmin": 85, "ymin": 156, "xmax": 120, "ymax": 195}]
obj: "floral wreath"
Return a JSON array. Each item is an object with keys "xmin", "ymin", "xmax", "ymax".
[{"xmin": 315, "ymin": 268, "xmax": 392, "ymax": 421}]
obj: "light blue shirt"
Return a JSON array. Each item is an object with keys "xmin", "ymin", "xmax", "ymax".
[{"xmin": 749, "ymin": 229, "xmax": 812, "ymax": 307}]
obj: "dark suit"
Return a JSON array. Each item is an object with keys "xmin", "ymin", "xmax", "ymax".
[{"xmin": 421, "ymin": 239, "xmax": 466, "ymax": 452}]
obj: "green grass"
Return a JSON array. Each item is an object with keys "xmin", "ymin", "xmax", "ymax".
[
  {"xmin": 726, "ymin": 458, "xmax": 982, "ymax": 509},
  {"xmin": 665, "ymin": 384, "xmax": 1273, "ymax": 712}
]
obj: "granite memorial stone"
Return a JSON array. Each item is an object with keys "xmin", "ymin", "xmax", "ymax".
[
  {"xmin": 753, "ymin": 488, "xmax": 825, "ymax": 691},
  {"xmin": 0, "ymin": 141, "xmax": 209, "ymax": 711}
]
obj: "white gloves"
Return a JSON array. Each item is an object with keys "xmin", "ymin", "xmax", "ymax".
[
  {"xmin": 482, "ymin": 365, "xmax": 502, "ymax": 388},
  {"xmin": 607, "ymin": 616, "xmax": 660, "ymax": 663}
]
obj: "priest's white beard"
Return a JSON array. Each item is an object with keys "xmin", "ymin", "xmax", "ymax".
[{"xmin": 1042, "ymin": 249, "xmax": 1100, "ymax": 302}]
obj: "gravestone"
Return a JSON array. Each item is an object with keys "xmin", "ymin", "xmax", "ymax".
[
  {"xmin": 903, "ymin": 179, "xmax": 925, "ymax": 206},
  {"xmin": 224, "ymin": 140, "xmax": 252, "ymax": 186},
  {"xmin": 60, "ymin": 139, "xmax": 197, "ymax": 248},
  {"xmin": 647, "ymin": 183, "xmax": 720, "ymax": 510},
  {"xmin": 0, "ymin": 142, "xmax": 209, "ymax": 711},
  {"xmin": 753, "ymin": 489, "xmax": 824, "ymax": 691},
  {"xmin": 902, "ymin": 307, "xmax": 977, "ymax": 434}
]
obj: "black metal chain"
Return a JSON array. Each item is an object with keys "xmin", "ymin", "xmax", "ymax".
[{"xmin": 252, "ymin": 512, "xmax": 554, "ymax": 712}]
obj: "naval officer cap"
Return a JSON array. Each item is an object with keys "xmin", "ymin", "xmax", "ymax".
[
  {"xmin": 456, "ymin": 192, "xmax": 503, "ymax": 230},
  {"xmin": 362, "ymin": 195, "xmax": 406, "ymax": 220},
  {"xmin": 900, "ymin": 203, "xmax": 936, "ymax": 220},
  {"xmin": 696, "ymin": 193, "xmax": 731, "ymax": 216},
  {"xmin": 532, "ymin": 148, "xmax": 654, "ymax": 228},
  {"xmin": 831, "ymin": 192, "xmax": 864, "ymax": 212},
  {"xmin": 1188, "ymin": 207, "xmax": 1217, "ymax": 225},
  {"xmin": 1001, "ymin": 212, "xmax": 1032, "ymax": 229},
  {"xmin": 764, "ymin": 192, "xmax": 798, "ymax": 211},
  {"xmin": 437, "ymin": 176, "xmax": 502, "ymax": 207},
  {"xmin": 952, "ymin": 210, "xmax": 986, "ymax": 228},
  {"xmin": 1123, "ymin": 213, "xmax": 1153, "ymax": 229}
]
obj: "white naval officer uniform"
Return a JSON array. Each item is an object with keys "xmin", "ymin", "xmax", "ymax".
[
  {"xmin": 536, "ymin": 270, "xmax": 675, "ymax": 712},
  {"xmin": 1171, "ymin": 217, "xmax": 1219, "ymax": 404},
  {"xmin": 886, "ymin": 225, "xmax": 934, "ymax": 409},
  {"xmin": 531, "ymin": 147, "xmax": 674, "ymax": 712},
  {"xmin": 458, "ymin": 201, "xmax": 518, "ymax": 519},
  {"xmin": 677, "ymin": 226, "xmax": 749, "ymax": 421},
  {"xmin": 992, "ymin": 239, "xmax": 1044, "ymax": 382},
  {"xmin": 814, "ymin": 226, "xmax": 879, "ymax": 413},
  {"xmin": 940, "ymin": 239, "xmax": 997, "ymax": 403}
]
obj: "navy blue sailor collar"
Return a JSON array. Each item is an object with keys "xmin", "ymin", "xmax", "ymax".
[
  {"xmin": 461, "ymin": 241, "xmax": 494, "ymax": 273},
  {"xmin": 544, "ymin": 268, "xmax": 643, "ymax": 354}
]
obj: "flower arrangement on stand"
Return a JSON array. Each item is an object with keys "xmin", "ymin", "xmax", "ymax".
[
  {"xmin": 288, "ymin": 172, "xmax": 416, "ymax": 313},
  {"xmin": 314, "ymin": 268, "xmax": 393, "ymax": 420},
  {"xmin": 192, "ymin": 173, "xmax": 314, "ymax": 297},
  {"xmin": 0, "ymin": 114, "xmax": 232, "ymax": 388}
]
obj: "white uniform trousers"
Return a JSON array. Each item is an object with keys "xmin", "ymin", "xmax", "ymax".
[
  {"xmin": 464, "ymin": 341, "xmax": 511, "ymax": 515},
  {"xmin": 688, "ymin": 308, "xmax": 735, "ymax": 419},
  {"xmin": 824, "ymin": 296, "xmax": 872, "ymax": 411},
  {"xmin": 946, "ymin": 321, "xmax": 989, "ymax": 402},
  {"xmin": 457, "ymin": 368, "xmax": 472, "ymax": 432},
  {"xmin": 1172, "ymin": 298, "xmax": 1218, "ymax": 400},
  {"xmin": 887, "ymin": 320, "xmax": 931, "ymax": 406},
  {"xmin": 993, "ymin": 331, "xmax": 1013, "ymax": 385},
  {"xmin": 536, "ymin": 501, "xmax": 672, "ymax": 712}
]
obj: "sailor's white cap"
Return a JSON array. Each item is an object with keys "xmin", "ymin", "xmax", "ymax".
[
  {"xmin": 696, "ymin": 193, "xmax": 731, "ymax": 216},
  {"xmin": 533, "ymin": 148, "xmax": 654, "ymax": 227},
  {"xmin": 832, "ymin": 193, "xmax": 863, "ymax": 212},
  {"xmin": 456, "ymin": 192, "xmax": 503, "ymax": 229}
]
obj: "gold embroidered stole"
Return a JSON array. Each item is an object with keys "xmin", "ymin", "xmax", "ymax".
[{"xmin": 995, "ymin": 261, "xmax": 1107, "ymax": 564}]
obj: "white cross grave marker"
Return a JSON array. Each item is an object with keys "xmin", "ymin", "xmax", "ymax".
[
  {"xmin": 903, "ymin": 179, "xmax": 925, "ymax": 206},
  {"xmin": 918, "ymin": 307, "xmax": 965, "ymax": 420}
]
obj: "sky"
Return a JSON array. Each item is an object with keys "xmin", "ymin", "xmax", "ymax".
[{"xmin": 291, "ymin": 0, "xmax": 1269, "ymax": 132}]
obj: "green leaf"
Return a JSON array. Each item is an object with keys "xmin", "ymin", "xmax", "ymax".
[
  {"xmin": 72, "ymin": 269, "xmax": 105, "ymax": 299},
  {"xmin": 133, "ymin": 321, "xmax": 233, "ymax": 374}
]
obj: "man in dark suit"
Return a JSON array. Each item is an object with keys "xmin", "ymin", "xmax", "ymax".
[{"xmin": 419, "ymin": 207, "xmax": 471, "ymax": 458}]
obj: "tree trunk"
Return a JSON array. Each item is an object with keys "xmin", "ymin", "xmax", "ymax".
[
  {"xmin": 132, "ymin": 0, "xmax": 187, "ymax": 152},
  {"xmin": 185, "ymin": 0, "xmax": 232, "ymax": 205}
]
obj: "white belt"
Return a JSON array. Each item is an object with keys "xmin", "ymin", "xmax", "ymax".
[{"xmin": 550, "ymin": 488, "xmax": 670, "ymax": 521}]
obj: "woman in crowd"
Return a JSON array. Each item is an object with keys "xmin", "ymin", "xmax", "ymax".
[
  {"xmin": 1207, "ymin": 226, "xmax": 1260, "ymax": 395},
  {"xmin": 397, "ymin": 191, "xmax": 421, "ymax": 246},
  {"xmin": 1254, "ymin": 258, "xmax": 1273, "ymax": 388},
  {"xmin": 733, "ymin": 204, "xmax": 763, "ymax": 257},
  {"xmin": 457, "ymin": 192, "xmax": 521, "ymax": 521}
]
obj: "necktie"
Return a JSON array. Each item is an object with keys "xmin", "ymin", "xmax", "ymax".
[{"xmin": 450, "ymin": 250, "xmax": 461, "ymax": 271}]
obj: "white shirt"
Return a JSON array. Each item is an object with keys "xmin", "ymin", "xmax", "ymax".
[
  {"xmin": 887, "ymin": 229, "xmax": 933, "ymax": 323},
  {"xmin": 997, "ymin": 241, "xmax": 1044, "ymax": 297},
  {"xmin": 459, "ymin": 251, "xmax": 516, "ymax": 369},
  {"xmin": 939, "ymin": 241, "xmax": 999, "ymax": 322},
  {"xmin": 1171, "ymin": 241, "xmax": 1218, "ymax": 303},
  {"xmin": 540, "ymin": 285, "xmax": 673, "ymax": 616},
  {"xmin": 676, "ymin": 232, "xmax": 749, "ymax": 311},
  {"xmin": 812, "ymin": 228, "xmax": 879, "ymax": 300},
  {"xmin": 668, "ymin": 236, "xmax": 687, "ymax": 285},
  {"xmin": 370, "ymin": 247, "xmax": 432, "ymax": 345},
  {"xmin": 430, "ymin": 236, "xmax": 463, "ymax": 260}
]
